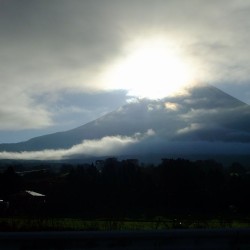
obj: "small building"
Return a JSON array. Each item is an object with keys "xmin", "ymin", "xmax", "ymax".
[
  {"xmin": 9, "ymin": 190, "xmax": 46, "ymax": 214},
  {"xmin": 0, "ymin": 200, "xmax": 9, "ymax": 214}
]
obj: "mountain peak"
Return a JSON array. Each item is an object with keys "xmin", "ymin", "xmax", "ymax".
[{"xmin": 0, "ymin": 84, "xmax": 249, "ymax": 160}]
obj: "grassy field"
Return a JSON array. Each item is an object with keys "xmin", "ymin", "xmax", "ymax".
[{"xmin": 0, "ymin": 216, "xmax": 250, "ymax": 231}]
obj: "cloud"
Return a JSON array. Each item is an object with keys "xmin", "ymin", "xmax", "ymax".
[
  {"xmin": 0, "ymin": 86, "xmax": 52, "ymax": 130},
  {"xmin": 0, "ymin": 135, "xmax": 137, "ymax": 160},
  {"xmin": 0, "ymin": 0, "xmax": 250, "ymax": 132},
  {"xmin": 177, "ymin": 123, "xmax": 202, "ymax": 135},
  {"xmin": 165, "ymin": 102, "xmax": 180, "ymax": 111},
  {"xmin": 0, "ymin": 129, "xmax": 155, "ymax": 160},
  {"xmin": 1, "ymin": 127, "xmax": 250, "ymax": 160}
]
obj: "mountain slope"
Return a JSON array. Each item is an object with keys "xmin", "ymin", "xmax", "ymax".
[{"xmin": 0, "ymin": 84, "xmax": 250, "ymax": 154}]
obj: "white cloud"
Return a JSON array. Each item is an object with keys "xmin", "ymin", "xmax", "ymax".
[
  {"xmin": 177, "ymin": 123, "xmax": 202, "ymax": 135},
  {"xmin": 0, "ymin": 86, "xmax": 52, "ymax": 130},
  {"xmin": 147, "ymin": 103, "xmax": 163, "ymax": 111},
  {"xmin": 0, "ymin": 135, "xmax": 137, "ymax": 160},
  {"xmin": 164, "ymin": 102, "xmax": 180, "ymax": 111},
  {"xmin": 146, "ymin": 129, "xmax": 156, "ymax": 136},
  {"xmin": 1, "ymin": 0, "xmax": 250, "ymax": 131},
  {"xmin": 180, "ymin": 108, "xmax": 220, "ymax": 121},
  {"xmin": 0, "ymin": 129, "xmax": 155, "ymax": 160}
]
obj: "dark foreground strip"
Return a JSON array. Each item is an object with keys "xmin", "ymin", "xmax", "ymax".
[{"xmin": 0, "ymin": 229, "xmax": 250, "ymax": 249}]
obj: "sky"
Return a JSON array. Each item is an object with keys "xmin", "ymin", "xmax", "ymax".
[{"xmin": 1, "ymin": 0, "xmax": 250, "ymax": 144}]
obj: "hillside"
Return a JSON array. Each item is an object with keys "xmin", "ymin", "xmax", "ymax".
[{"xmin": 0, "ymin": 84, "xmax": 249, "ymax": 158}]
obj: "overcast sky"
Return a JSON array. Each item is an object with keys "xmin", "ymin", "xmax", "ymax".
[{"xmin": 1, "ymin": 0, "xmax": 250, "ymax": 143}]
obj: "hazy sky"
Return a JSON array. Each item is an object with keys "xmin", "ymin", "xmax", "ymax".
[{"xmin": 1, "ymin": 0, "xmax": 250, "ymax": 143}]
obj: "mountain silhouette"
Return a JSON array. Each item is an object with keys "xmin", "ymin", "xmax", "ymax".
[{"xmin": 0, "ymin": 84, "xmax": 250, "ymax": 157}]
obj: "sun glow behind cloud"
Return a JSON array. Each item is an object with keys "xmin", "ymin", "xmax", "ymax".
[{"xmin": 100, "ymin": 37, "xmax": 197, "ymax": 99}]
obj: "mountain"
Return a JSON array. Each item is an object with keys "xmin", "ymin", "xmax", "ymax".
[{"xmin": 0, "ymin": 84, "xmax": 250, "ymax": 158}]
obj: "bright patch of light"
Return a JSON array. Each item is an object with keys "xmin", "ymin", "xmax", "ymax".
[
  {"xmin": 165, "ymin": 102, "xmax": 179, "ymax": 111},
  {"xmin": 100, "ymin": 38, "xmax": 196, "ymax": 99}
]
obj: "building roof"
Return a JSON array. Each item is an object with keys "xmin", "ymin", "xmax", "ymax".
[{"xmin": 25, "ymin": 190, "xmax": 45, "ymax": 197}]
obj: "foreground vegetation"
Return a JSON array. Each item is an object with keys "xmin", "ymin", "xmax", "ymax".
[
  {"xmin": 0, "ymin": 157, "xmax": 250, "ymax": 230},
  {"xmin": 0, "ymin": 216, "xmax": 250, "ymax": 231}
]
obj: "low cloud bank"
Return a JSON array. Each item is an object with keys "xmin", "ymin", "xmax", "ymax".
[
  {"xmin": 0, "ymin": 130, "xmax": 154, "ymax": 160},
  {"xmin": 1, "ymin": 130, "xmax": 250, "ymax": 161}
]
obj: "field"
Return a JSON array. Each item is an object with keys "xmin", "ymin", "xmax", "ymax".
[{"xmin": 0, "ymin": 216, "xmax": 250, "ymax": 231}]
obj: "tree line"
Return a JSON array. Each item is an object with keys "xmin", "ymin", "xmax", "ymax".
[{"xmin": 0, "ymin": 158, "xmax": 250, "ymax": 218}]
